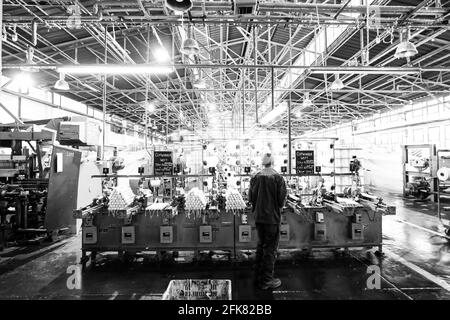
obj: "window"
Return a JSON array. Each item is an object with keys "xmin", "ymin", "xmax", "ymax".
[
  {"xmin": 428, "ymin": 127, "xmax": 440, "ymax": 144},
  {"xmin": 413, "ymin": 128, "xmax": 424, "ymax": 143}
]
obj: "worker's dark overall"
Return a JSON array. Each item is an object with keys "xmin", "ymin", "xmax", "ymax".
[{"xmin": 249, "ymin": 168, "xmax": 287, "ymax": 284}]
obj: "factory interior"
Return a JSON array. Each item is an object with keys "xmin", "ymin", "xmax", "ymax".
[{"xmin": 0, "ymin": 0, "xmax": 449, "ymax": 302}]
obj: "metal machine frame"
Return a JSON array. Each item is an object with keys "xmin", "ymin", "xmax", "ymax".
[
  {"xmin": 436, "ymin": 149, "xmax": 450, "ymax": 237},
  {"xmin": 402, "ymin": 144, "xmax": 438, "ymax": 202},
  {"xmin": 77, "ymin": 172, "xmax": 394, "ymax": 268}
]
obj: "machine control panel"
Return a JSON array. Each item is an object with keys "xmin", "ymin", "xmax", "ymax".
[
  {"xmin": 279, "ymin": 224, "xmax": 290, "ymax": 242},
  {"xmin": 314, "ymin": 223, "xmax": 327, "ymax": 241},
  {"xmin": 199, "ymin": 225, "xmax": 213, "ymax": 243},
  {"xmin": 121, "ymin": 226, "xmax": 135, "ymax": 244},
  {"xmin": 82, "ymin": 226, "xmax": 98, "ymax": 244},
  {"xmin": 238, "ymin": 225, "xmax": 252, "ymax": 242},
  {"xmin": 160, "ymin": 226, "xmax": 173, "ymax": 244},
  {"xmin": 351, "ymin": 223, "xmax": 364, "ymax": 240}
]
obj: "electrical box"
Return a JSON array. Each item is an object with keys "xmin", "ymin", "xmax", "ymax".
[
  {"xmin": 160, "ymin": 226, "xmax": 173, "ymax": 244},
  {"xmin": 238, "ymin": 225, "xmax": 252, "ymax": 242},
  {"xmin": 58, "ymin": 119, "xmax": 100, "ymax": 146},
  {"xmin": 121, "ymin": 226, "xmax": 135, "ymax": 244},
  {"xmin": 315, "ymin": 212, "xmax": 324, "ymax": 223},
  {"xmin": 354, "ymin": 213, "xmax": 362, "ymax": 223},
  {"xmin": 280, "ymin": 224, "xmax": 290, "ymax": 242},
  {"xmin": 314, "ymin": 223, "xmax": 327, "ymax": 241},
  {"xmin": 199, "ymin": 225, "xmax": 213, "ymax": 243},
  {"xmin": 351, "ymin": 223, "xmax": 364, "ymax": 240},
  {"xmin": 82, "ymin": 226, "xmax": 97, "ymax": 244}
]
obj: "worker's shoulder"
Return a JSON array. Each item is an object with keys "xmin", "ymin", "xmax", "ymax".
[{"xmin": 256, "ymin": 168, "xmax": 282, "ymax": 178}]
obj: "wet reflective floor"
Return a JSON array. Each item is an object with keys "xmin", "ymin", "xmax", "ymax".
[{"xmin": 0, "ymin": 193, "xmax": 449, "ymax": 300}]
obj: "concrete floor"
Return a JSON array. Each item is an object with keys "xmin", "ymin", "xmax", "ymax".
[{"xmin": 0, "ymin": 193, "xmax": 449, "ymax": 300}]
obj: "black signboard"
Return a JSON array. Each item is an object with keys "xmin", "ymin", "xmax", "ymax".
[
  {"xmin": 154, "ymin": 151, "xmax": 173, "ymax": 176},
  {"xmin": 295, "ymin": 150, "xmax": 315, "ymax": 175}
]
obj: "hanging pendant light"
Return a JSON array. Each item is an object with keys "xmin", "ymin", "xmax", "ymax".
[
  {"xmin": 394, "ymin": 29, "xmax": 418, "ymax": 59},
  {"xmin": 11, "ymin": 24, "xmax": 18, "ymax": 42},
  {"xmin": 193, "ymin": 71, "xmax": 207, "ymax": 88},
  {"xmin": 181, "ymin": 25, "xmax": 199, "ymax": 56},
  {"xmin": 54, "ymin": 72, "xmax": 70, "ymax": 90},
  {"xmin": 302, "ymin": 92, "xmax": 313, "ymax": 108},
  {"xmin": 165, "ymin": 0, "xmax": 193, "ymax": 13},
  {"xmin": 330, "ymin": 74, "xmax": 344, "ymax": 90},
  {"xmin": 193, "ymin": 78, "xmax": 207, "ymax": 88},
  {"xmin": 21, "ymin": 47, "xmax": 39, "ymax": 72}
]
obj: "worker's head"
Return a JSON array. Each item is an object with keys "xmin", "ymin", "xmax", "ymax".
[{"xmin": 262, "ymin": 153, "xmax": 274, "ymax": 168}]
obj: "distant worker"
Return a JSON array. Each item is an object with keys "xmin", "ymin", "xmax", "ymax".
[
  {"xmin": 351, "ymin": 155, "xmax": 361, "ymax": 174},
  {"xmin": 350, "ymin": 155, "xmax": 362, "ymax": 186},
  {"xmin": 248, "ymin": 153, "xmax": 287, "ymax": 290}
]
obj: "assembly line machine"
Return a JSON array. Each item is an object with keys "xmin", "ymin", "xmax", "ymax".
[
  {"xmin": 75, "ymin": 169, "xmax": 396, "ymax": 268},
  {"xmin": 0, "ymin": 118, "xmax": 103, "ymax": 249}
]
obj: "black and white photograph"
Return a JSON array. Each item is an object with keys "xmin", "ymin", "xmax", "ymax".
[{"xmin": 0, "ymin": 0, "xmax": 449, "ymax": 309}]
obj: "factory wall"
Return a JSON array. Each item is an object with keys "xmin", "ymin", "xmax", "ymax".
[
  {"xmin": 306, "ymin": 95, "xmax": 450, "ymax": 194},
  {"xmin": 0, "ymin": 78, "xmax": 164, "ymax": 150}
]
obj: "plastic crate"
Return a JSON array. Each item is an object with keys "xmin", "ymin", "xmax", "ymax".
[{"xmin": 162, "ymin": 279, "xmax": 232, "ymax": 300}]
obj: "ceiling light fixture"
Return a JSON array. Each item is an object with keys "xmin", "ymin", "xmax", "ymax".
[
  {"xmin": 20, "ymin": 47, "xmax": 39, "ymax": 72},
  {"xmin": 394, "ymin": 29, "xmax": 418, "ymax": 59},
  {"xmin": 57, "ymin": 64, "xmax": 174, "ymax": 75},
  {"xmin": 13, "ymin": 72, "xmax": 33, "ymax": 92},
  {"xmin": 181, "ymin": 26, "xmax": 200, "ymax": 56},
  {"xmin": 54, "ymin": 72, "xmax": 70, "ymax": 90},
  {"xmin": 144, "ymin": 101, "xmax": 156, "ymax": 113},
  {"xmin": 153, "ymin": 47, "xmax": 171, "ymax": 63},
  {"xmin": 11, "ymin": 24, "xmax": 18, "ymax": 42},
  {"xmin": 193, "ymin": 78, "xmax": 207, "ymax": 89},
  {"xmin": 207, "ymin": 103, "xmax": 217, "ymax": 111},
  {"xmin": 66, "ymin": 4, "xmax": 82, "ymax": 30},
  {"xmin": 330, "ymin": 74, "xmax": 344, "ymax": 90},
  {"xmin": 165, "ymin": 0, "xmax": 193, "ymax": 13},
  {"xmin": 302, "ymin": 92, "xmax": 313, "ymax": 108},
  {"xmin": 260, "ymin": 102, "xmax": 287, "ymax": 125},
  {"xmin": 309, "ymin": 67, "xmax": 419, "ymax": 75}
]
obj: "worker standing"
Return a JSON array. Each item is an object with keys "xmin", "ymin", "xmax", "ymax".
[{"xmin": 248, "ymin": 153, "xmax": 287, "ymax": 290}]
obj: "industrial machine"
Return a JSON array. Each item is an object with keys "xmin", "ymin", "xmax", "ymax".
[
  {"xmin": 435, "ymin": 149, "xmax": 450, "ymax": 238},
  {"xmin": 0, "ymin": 123, "xmax": 55, "ymax": 244},
  {"xmin": 402, "ymin": 144, "xmax": 438, "ymax": 201},
  {"xmin": 0, "ymin": 119, "xmax": 103, "ymax": 248},
  {"xmin": 77, "ymin": 156, "xmax": 395, "ymax": 267}
]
